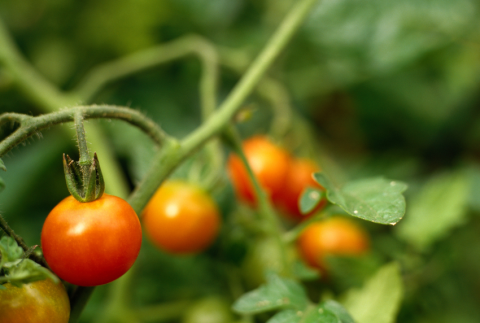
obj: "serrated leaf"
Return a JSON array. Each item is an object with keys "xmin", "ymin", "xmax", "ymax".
[
  {"xmin": 299, "ymin": 187, "xmax": 325, "ymax": 214},
  {"xmin": 396, "ymin": 171, "xmax": 469, "ymax": 251},
  {"xmin": 0, "ymin": 236, "xmax": 23, "ymax": 266},
  {"xmin": 314, "ymin": 174, "xmax": 407, "ymax": 225},
  {"xmin": 0, "ymin": 158, "xmax": 6, "ymax": 171},
  {"xmin": 291, "ymin": 260, "xmax": 320, "ymax": 281},
  {"xmin": 233, "ymin": 272, "xmax": 309, "ymax": 314},
  {"xmin": 341, "ymin": 263, "xmax": 403, "ymax": 323},
  {"xmin": 320, "ymin": 300, "xmax": 355, "ymax": 323},
  {"xmin": 3, "ymin": 259, "xmax": 59, "ymax": 287}
]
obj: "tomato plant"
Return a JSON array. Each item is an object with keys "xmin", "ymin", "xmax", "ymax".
[
  {"xmin": 142, "ymin": 180, "xmax": 221, "ymax": 254},
  {"xmin": 41, "ymin": 194, "xmax": 142, "ymax": 287},
  {"xmin": 0, "ymin": 278, "xmax": 70, "ymax": 323},
  {"xmin": 277, "ymin": 158, "xmax": 327, "ymax": 220},
  {"xmin": 297, "ymin": 217, "xmax": 370, "ymax": 272},
  {"xmin": 227, "ymin": 136, "xmax": 291, "ymax": 205}
]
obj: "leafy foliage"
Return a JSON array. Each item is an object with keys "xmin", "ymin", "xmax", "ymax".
[
  {"xmin": 341, "ymin": 263, "xmax": 403, "ymax": 323},
  {"xmin": 396, "ymin": 171, "xmax": 470, "ymax": 250},
  {"xmin": 314, "ymin": 174, "xmax": 407, "ymax": 225},
  {"xmin": 299, "ymin": 187, "xmax": 325, "ymax": 215}
]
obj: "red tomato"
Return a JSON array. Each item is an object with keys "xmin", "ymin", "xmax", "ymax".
[
  {"xmin": 142, "ymin": 180, "xmax": 221, "ymax": 254},
  {"xmin": 227, "ymin": 136, "xmax": 291, "ymax": 205},
  {"xmin": 0, "ymin": 279, "xmax": 70, "ymax": 323},
  {"xmin": 41, "ymin": 194, "xmax": 142, "ymax": 286},
  {"xmin": 298, "ymin": 217, "xmax": 369, "ymax": 272},
  {"xmin": 277, "ymin": 158, "xmax": 327, "ymax": 220}
]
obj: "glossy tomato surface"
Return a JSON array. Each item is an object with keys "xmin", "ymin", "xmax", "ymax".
[
  {"xmin": 142, "ymin": 180, "xmax": 221, "ymax": 254},
  {"xmin": 277, "ymin": 158, "xmax": 326, "ymax": 220},
  {"xmin": 298, "ymin": 217, "xmax": 369, "ymax": 271},
  {"xmin": 227, "ymin": 136, "xmax": 291, "ymax": 205},
  {"xmin": 0, "ymin": 278, "xmax": 70, "ymax": 323},
  {"xmin": 41, "ymin": 194, "xmax": 142, "ymax": 286}
]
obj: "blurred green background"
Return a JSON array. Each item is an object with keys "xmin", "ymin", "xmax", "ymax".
[{"xmin": 1, "ymin": 0, "xmax": 480, "ymax": 322}]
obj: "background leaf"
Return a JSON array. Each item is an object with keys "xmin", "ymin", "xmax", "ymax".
[
  {"xmin": 395, "ymin": 171, "xmax": 470, "ymax": 251},
  {"xmin": 232, "ymin": 272, "xmax": 309, "ymax": 315},
  {"xmin": 314, "ymin": 173, "xmax": 407, "ymax": 225},
  {"xmin": 341, "ymin": 262, "xmax": 403, "ymax": 323},
  {"xmin": 0, "ymin": 236, "xmax": 23, "ymax": 266}
]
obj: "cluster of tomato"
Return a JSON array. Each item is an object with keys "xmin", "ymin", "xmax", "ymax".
[
  {"xmin": 227, "ymin": 136, "xmax": 369, "ymax": 271},
  {"xmin": 1, "ymin": 136, "xmax": 370, "ymax": 323}
]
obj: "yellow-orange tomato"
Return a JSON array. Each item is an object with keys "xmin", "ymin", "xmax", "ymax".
[
  {"xmin": 0, "ymin": 279, "xmax": 70, "ymax": 323},
  {"xmin": 142, "ymin": 181, "xmax": 221, "ymax": 254},
  {"xmin": 298, "ymin": 217, "xmax": 369, "ymax": 271},
  {"xmin": 227, "ymin": 136, "xmax": 291, "ymax": 205},
  {"xmin": 277, "ymin": 158, "xmax": 327, "ymax": 220}
]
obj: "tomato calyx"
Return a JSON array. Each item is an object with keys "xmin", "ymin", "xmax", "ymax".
[{"xmin": 63, "ymin": 152, "xmax": 105, "ymax": 203}]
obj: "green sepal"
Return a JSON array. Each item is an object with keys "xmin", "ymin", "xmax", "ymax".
[{"xmin": 63, "ymin": 152, "xmax": 105, "ymax": 203}]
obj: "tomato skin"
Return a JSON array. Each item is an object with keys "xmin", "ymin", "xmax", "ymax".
[
  {"xmin": 41, "ymin": 194, "xmax": 142, "ymax": 287},
  {"xmin": 277, "ymin": 158, "xmax": 327, "ymax": 220},
  {"xmin": 227, "ymin": 136, "xmax": 291, "ymax": 205},
  {"xmin": 142, "ymin": 180, "xmax": 221, "ymax": 254},
  {"xmin": 298, "ymin": 217, "xmax": 369, "ymax": 272},
  {"xmin": 0, "ymin": 279, "xmax": 70, "ymax": 323}
]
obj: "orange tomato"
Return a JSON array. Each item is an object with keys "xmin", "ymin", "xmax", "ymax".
[
  {"xmin": 0, "ymin": 279, "xmax": 70, "ymax": 323},
  {"xmin": 298, "ymin": 217, "xmax": 369, "ymax": 272},
  {"xmin": 142, "ymin": 180, "xmax": 221, "ymax": 254},
  {"xmin": 227, "ymin": 136, "xmax": 291, "ymax": 205},
  {"xmin": 277, "ymin": 158, "xmax": 326, "ymax": 220}
]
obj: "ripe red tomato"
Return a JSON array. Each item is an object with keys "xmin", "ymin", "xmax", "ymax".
[
  {"xmin": 277, "ymin": 158, "xmax": 327, "ymax": 220},
  {"xmin": 227, "ymin": 136, "xmax": 291, "ymax": 205},
  {"xmin": 298, "ymin": 217, "xmax": 369, "ymax": 272},
  {"xmin": 142, "ymin": 180, "xmax": 221, "ymax": 254},
  {"xmin": 41, "ymin": 194, "xmax": 142, "ymax": 286},
  {"xmin": 0, "ymin": 278, "xmax": 70, "ymax": 323}
]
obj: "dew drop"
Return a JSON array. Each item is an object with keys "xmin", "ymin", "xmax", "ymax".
[{"xmin": 354, "ymin": 210, "xmax": 358, "ymax": 214}]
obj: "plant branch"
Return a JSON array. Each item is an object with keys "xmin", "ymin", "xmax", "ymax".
[
  {"xmin": 0, "ymin": 214, "xmax": 47, "ymax": 267},
  {"xmin": 0, "ymin": 105, "xmax": 168, "ymax": 158}
]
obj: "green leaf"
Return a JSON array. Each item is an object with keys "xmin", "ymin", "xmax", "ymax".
[
  {"xmin": 396, "ymin": 171, "xmax": 469, "ymax": 251},
  {"xmin": 267, "ymin": 310, "xmax": 302, "ymax": 323},
  {"xmin": 3, "ymin": 259, "xmax": 59, "ymax": 287},
  {"xmin": 0, "ymin": 158, "xmax": 6, "ymax": 171},
  {"xmin": 267, "ymin": 301, "xmax": 354, "ymax": 323},
  {"xmin": 299, "ymin": 187, "xmax": 325, "ymax": 214},
  {"xmin": 341, "ymin": 263, "xmax": 404, "ymax": 323},
  {"xmin": 0, "ymin": 236, "xmax": 23, "ymax": 266},
  {"xmin": 291, "ymin": 260, "xmax": 320, "ymax": 281},
  {"xmin": 313, "ymin": 173, "xmax": 407, "ymax": 225},
  {"xmin": 233, "ymin": 272, "xmax": 309, "ymax": 315},
  {"xmin": 0, "ymin": 176, "xmax": 5, "ymax": 193}
]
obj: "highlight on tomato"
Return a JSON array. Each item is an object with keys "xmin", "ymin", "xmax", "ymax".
[
  {"xmin": 0, "ymin": 278, "xmax": 70, "ymax": 323},
  {"xmin": 227, "ymin": 135, "xmax": 291, "ymax": 205},
  {"xmin": 41, "ymin": 194, "xmax": 142, "ymax": 287},
  {"xmin": 142, "ymin": 180, "xmax": 221, "ymax": 254},
  {"xmin": 297, "ymin": 217, "xmax": 370, "ymax": 272},
  {"xmin": 277, "ymin": 158, "xmax": 327, "ymax": 220}
]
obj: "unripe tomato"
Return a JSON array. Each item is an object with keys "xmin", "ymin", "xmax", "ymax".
[
  {"xmin": 142, "ymin": 180, "xmax": 221, "ymax": 254},
  {"xmin": 277, "ymin": 158, "xmax": 327, "ymax": 220},
  {"xmin": 0, "ymin": 279, "xmax": 70, "ymax": 323},
  {"xmin": 227, "ymin": 136, "xmax": 291, "ymax": 205},
  {"xmin": 182, "ymin": 297, "xmax": 234, "ymax": 323},
  {"xmin": 298, "ymin": 217, "xmax": 369, "ymax": 272},
  {"xmin": 41, "ymin": 194, "xmax": 142, "ymax": 286},
  {"xmin": 241, "ymin": 236, "xmax": 290, "ymax": 288}
]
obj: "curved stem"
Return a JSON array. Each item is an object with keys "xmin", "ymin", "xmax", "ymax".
[
  {"xmin": 0, "ymin": 105, "xmax": 168, "ymax": 157},
  {"xmin": 72, "ymin": 35, "xmax": 219, "ymax": 103}
]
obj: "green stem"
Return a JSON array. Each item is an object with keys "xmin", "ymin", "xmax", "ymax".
[
  {"xmin": 68, "ymin": 287, "xmax": 96, "ymax": 323},
  {"xmin": 74, "ymin": 112, "xmax": 91, "ymax": 166},
  {"xmin": 0, "ymin": 105, "xmax": 168, "ymax": 157}
]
